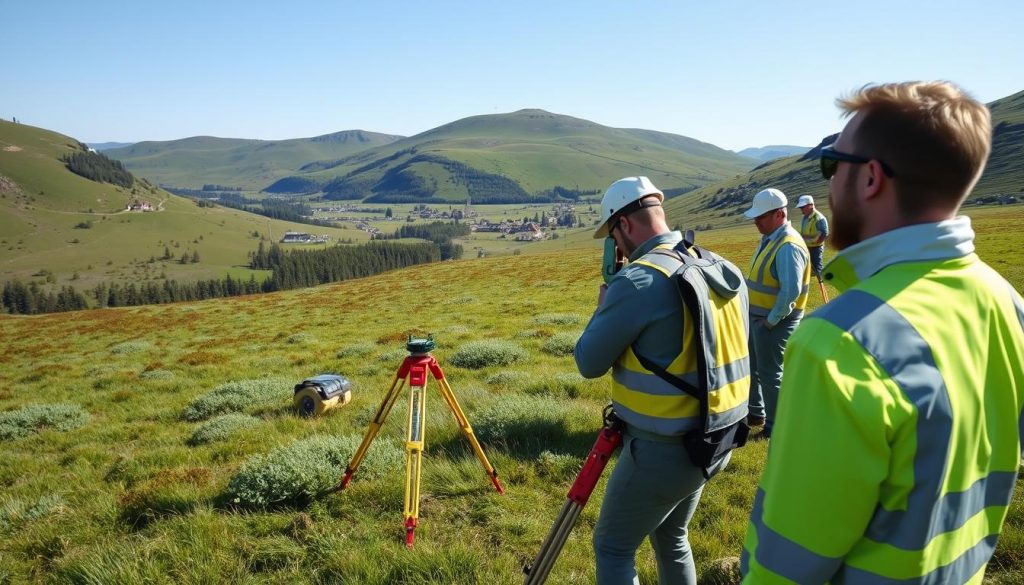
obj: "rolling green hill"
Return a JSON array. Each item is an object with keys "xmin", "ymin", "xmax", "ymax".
[
  {"xmin": 663, "ymin": 88, "xmax": 1024, "ymax": 231},
  {"xmin": 0, "ymin": 120, "xmax": 377, "ymax": 294},
  {"xmin": 264, "ymin": 109, "xmax": 756, "ymax": 203},
  {"xmin": 106, "ymin": 130, "xmax": 404, "ymax": 190}
]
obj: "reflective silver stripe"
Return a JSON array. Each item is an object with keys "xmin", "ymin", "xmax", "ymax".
[
  {"xmin": 814, "ymin": 290, "xmax": 955, "ymax": 551},
  {"xmin": 745, "ymin": 488, "xmax": 843, "ymax": 582},
  {"xmin": 613, "ymin": 359, "xmax": 750, "ymax": 397},
  {"xmin": 837, "ymin": 534, "xmax": 1000, "ymax": 584},
  {"xmin": 709, "ymin": 401, "xmax": 748, "ymax": 430},
  {"xmin": 746, "ymin": 280, "xmax": 779, "ymax": 295},
  {"xmin": 610, "ymin": 400, "xmax": 700, "ymax": 435},
  {"xmin": 755, "ymin": 236, "xmax": 788, "ymax": 284}
]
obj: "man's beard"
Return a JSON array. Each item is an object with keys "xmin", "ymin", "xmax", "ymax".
[{"xmin": 829, "ymin": 174, "xmax": 864, "ymax": 251}]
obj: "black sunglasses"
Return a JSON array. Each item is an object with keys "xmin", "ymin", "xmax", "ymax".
[{"xmin": 819, "ymin": 145, "xmax": 896, "ymax": 180}]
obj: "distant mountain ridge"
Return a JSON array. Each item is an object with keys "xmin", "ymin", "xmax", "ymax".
[
  {"xmin": 735, "ymin": 145, "xmax": 810, "ymax": 161},
  {"xmin": 88, "ymin": 141, "xmax": 135, "ymax": 151},
  {"xmin": 263, "ymin": 108, "xmax": 755, "ymax": 203},
  {"xmin": 106, "ymin": 130, "xmax": 404, "ymax": 190}
]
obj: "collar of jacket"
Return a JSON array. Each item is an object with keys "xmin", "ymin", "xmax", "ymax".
[
  {"xmin": 628, "ymin": 231, "xmax": 683, "ymax": 263},
  {"xmin": 821, "ymin": 216, "xmax": 976, "ymax": 293}
]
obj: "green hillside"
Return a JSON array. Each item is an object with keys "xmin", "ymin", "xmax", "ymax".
[
  {"xmin": 663, "ymin": 89, "xmax": 1024, "ymax": 231},
  {"xmin": 106, "ymin": 130, "xmax": 404, "ymax": 190},
  {"xmin": 0, "ymin": 205, "xmax": 1022, "ymax": 583},
  {"xmin": 0, "ymin": 120, "xmax": 376, "ymax": 293},
  {"xmin": 264, "ymin": 109, "xmax": 756, "ymax": 203}
]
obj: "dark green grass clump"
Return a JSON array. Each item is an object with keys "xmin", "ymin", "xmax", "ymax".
[
  {"xmin": 448, "ymin": 340, "xmax": 530, "ymax": 369},
  {"xmin": 189, "ymin": 413, "xmax": 261, "ymax": 445},
  {"xmin": 473, "ymin": 395, "xmax": 594, "ymax": 456},
  {"xmin": 226, "ymin": 435, "xmax": 402, "ymax": 507},
  {"xmin": 182, "ymin": 378, "xmax": 288, "ymax": 422},
  {"xmin": 0, "ymin": 403, "xmax": 89, "ymax": 441}
]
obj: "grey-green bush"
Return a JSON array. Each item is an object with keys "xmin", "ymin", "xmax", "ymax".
[
  {"xmin": 182, "ymin": 378, "xmax": 288, "ymax": 422},
  {"xmin": 336, "ymin": 343, "xmax": 375, "ymax": 359},
  {"xmin": 226, "ymin": 435, "xmax": 402, "ymax": 507},
  {"xmin": 0, "ymin": 494, "xmax": 65, "ymax": 530},
  {"xmin": 110, "ymin": 341, "xmax": 151, "ymax": 355},
  {"xmin": 541, "ymin": 332, "xmax": 580, "ymax": 357},
  {"xmin": 0, "ymin": 403, "xmax": 90, "ymax": 441},
  {"xmin": 449, "ymin": 340, "xmax": 529, "ymax": 369},
  {"xmin": 189, "ymin": 413, "xmax": 260, "ymax": 445},
  {"xmin": 525, "ymin": 372, "xmax": 596, "ymax": 399},
  {"xmin": 532, "ymin": 313, "xmax": 584, "ymax": 326}
]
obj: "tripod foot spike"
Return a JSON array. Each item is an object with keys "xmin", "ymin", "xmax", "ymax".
[
  {"xmin": 490, "ymin": 472, "xmax": 506, "ymax": 495},
  {"xmin": 405, "ymin": 518, "xmax": 417, "ymax": 548}
]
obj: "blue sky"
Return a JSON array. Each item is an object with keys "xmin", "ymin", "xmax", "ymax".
[{"xmin": 3, "ymin": 1, "xmax": 1021, "ymax": 151}]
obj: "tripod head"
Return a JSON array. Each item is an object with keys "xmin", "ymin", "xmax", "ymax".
[{"xmin": 406, "ymin": 334, "xmax": 436, "ymax": 355}]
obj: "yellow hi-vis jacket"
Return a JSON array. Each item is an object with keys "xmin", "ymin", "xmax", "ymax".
[
  {"xmin": 612, "ymin": 243, "xmax": 751, "ymax": 436},
  {"xmin": 746, "ymin": 224, "xmax": 811, "ymax": 318},
  {"xmin": 801, "ymin": 208, "xmax": 829, "ymax": 248},
  {"xmin": 742, "ymin": 218, "xmax": 1024, "ymax": 583}
]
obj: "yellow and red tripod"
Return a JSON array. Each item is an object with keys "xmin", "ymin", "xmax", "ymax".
[{"xmin": 337, "ymin": 336, "xmax": 505, "ymax": 547}]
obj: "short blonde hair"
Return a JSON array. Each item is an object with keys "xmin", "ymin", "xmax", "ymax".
[{"xmin": 837, "ymin": 81, "xmax": 991, "ymax": 215}]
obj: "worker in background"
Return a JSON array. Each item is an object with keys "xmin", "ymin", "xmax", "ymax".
[
  {"xmin": 575, "ymin": 176, "xmax": 749, "ymax": 585},
  {"xmin": 742, "ymin": 81, "xmax": 1024, "ymax": 583},
  {"xmin": 796, "ymin": 195, "xmax": 829, "ymax": 277},
  {"xmin": 742, "ymin": 188, "xmax": 810, "ymax": 438}
]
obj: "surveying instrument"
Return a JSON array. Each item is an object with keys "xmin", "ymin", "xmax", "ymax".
[
  {"xmin": 336, "ymin": 335, "xmax": 505, "ymax": 547},
  {"xmin": 523, "ymin": 406, "xmax": 623, "ymax": 584}
]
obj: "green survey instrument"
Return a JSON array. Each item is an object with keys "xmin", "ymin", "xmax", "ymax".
[{"xmin": 601, "ymin": 238, "xmax": 624, "ymax": 284}]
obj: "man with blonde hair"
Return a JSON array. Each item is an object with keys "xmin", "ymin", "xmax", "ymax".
[{"xmin": 742, "ymin": 81, "xmax": 1024, "ymax": 583}]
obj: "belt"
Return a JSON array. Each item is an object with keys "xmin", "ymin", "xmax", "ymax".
[{"xmin": 625, "ymin": 424, "xmax": 686, "ymax": 443}]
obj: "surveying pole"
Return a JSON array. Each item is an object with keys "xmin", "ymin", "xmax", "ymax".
[
  {"xmin": 337, "ymin": 335, "xmax": 504, "ymax": 547},
  {"xmin": 523, "ymin": 406, "xmax": 623, "ymax": 585},
  {"xmin": 816, "ymin": 275, "xmax": 830, "ymax": 303}
]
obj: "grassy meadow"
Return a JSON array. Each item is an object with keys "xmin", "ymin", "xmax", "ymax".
[{"xmin": 1, "ymin": 206, "xmax": 1023, "ymax": 584}]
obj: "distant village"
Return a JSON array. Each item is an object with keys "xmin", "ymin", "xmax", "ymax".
[{"xmin": 287, "ymin": 200, "xmax": 583, "ymax": 243}]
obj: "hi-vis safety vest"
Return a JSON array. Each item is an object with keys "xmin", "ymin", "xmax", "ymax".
[
  {"xmin": 742, "ymin": 252, "xmax": 1024, "ymax": 583},
  {"xmin": 801, "ymin": 209, "xmax": 828, "ymax": 248},
  {"xmin": 610, "ymin": 242, "xmax": 750, "ymax": 436},
  {"xmin": 747, "ymin": 225, "xmax": 810, "ymax": 318}
]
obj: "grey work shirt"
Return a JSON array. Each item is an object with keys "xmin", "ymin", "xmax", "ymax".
[{"xmin": 575, "ymin": 231, "xmax": 685, "ymax": 379}]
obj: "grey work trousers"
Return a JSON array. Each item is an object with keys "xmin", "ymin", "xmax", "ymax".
[
  {"xmin": 746, "ymin": 314, "xmax": 801, "ymax": 432},
  {"xmin": 593, "ymin": 432, "xmax": 724, "ymax": 585}
]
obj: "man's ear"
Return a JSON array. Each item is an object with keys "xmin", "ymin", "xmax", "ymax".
[{"xmin": 864, "ymin": 160, "xmax": 886, "ymax": 200}]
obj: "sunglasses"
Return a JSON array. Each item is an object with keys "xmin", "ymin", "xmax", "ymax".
[{"xmin": 819, "ymin": 145, "xmax": 896, "ymax": 180}]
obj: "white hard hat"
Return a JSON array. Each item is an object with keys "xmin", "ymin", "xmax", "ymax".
[
  {"xmin": 593, "ymin": 176, "xmax": 664, "ymax": 239},
  {"xmin": 796, "ymin": 195, "xmax": 814, "ymax": 207},
  {"xmin": 743, "ymin": 188, "xmax": 788, "ymax": 219}
]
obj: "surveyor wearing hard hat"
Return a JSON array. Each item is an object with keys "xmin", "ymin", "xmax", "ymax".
[
  {"xmin": 742, "ymin": 188, "xmax": 810, "ymax": 439},
  {"xmin": 743, "ymin": 81, "xmax": 1024, "ymax": 583},
  {"xmin": 576, "ymin": 176, "xmax": 749, "ymax": 584},
  {"xmin": 795, "ymin": 195, "xmax": 829, "ymax": 277}
]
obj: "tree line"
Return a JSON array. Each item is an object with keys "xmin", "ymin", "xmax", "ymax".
[
  {"xmin": 1, "ymin": 241, "xmax": 447, "ymax": 315},
  {"xmin": 63, "ymin": 150, "xmax": 134, "ymax": 188}
]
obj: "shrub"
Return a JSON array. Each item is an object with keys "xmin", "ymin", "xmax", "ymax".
[
  {"xmin": 525, "ymin": 372, "xmax": 596, "ymax": 399},
  {"xmin": 541, "ymin": 332, "xmax": 580, "ymax": 357},
  {"xmin": 225, "ymin": 435, "xmax": 402, "ymax": 507},
  {"xmin": 182, "ymin": 378, "xmax": 288, "ymax": 422},
  {"xmin": 535, "ymin": 450, "xmax": 582, "ymax": 480},
  {"xmin": 336, "ymin": 343, "xmax": 375, "ymax": 358},
  {"xmin": 286, "ymin": 333, "xmax": 315, "ymax": 345},
  {"xmin": 532, "ymin": 313, "xmax": 584, "ymax": 326},
  {"xmin": 110, "ymin": 341, "xmax": 151, "ymax": 355},
  {"xmin": 189, "ymin": 413, "xmax": 261, "ymax": 445},
  {"xmin": 0, "ymin": 493, "xmax": 65, "ymax": 530},
  {"xmin": 139, "ymin": 369, "xmax": 175, "ymax": 381},
  {"xmin": 484, "ymin": 371, "xmax": 531, "ymax": 389},
  {"xmin": 449, "ymin": 341, "xmax": 529, "ymax": 369},
  {"xmin": 0, "ymin": 403, "xmax": 90, "ymax": 441}
]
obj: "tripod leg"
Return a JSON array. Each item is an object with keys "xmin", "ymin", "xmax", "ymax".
[
  {"xmin": 436, "ymin": 375, "xmax": 505, "ymax": 494},
  {"xmin": 337, "ymin": 374, "xmax": 406, "ymax": 490},
  {"xmin": 817, "ymin": 274, "xmax": 830, "ymax": 303},
  {"xmin": 403, "ymin": 380, "xmax": 427, "ymax": 547}
]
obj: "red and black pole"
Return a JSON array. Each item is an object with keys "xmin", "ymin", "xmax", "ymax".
[{"xmin": 523, "ymin": 407, "xmax": 623, "ymax": 585}]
